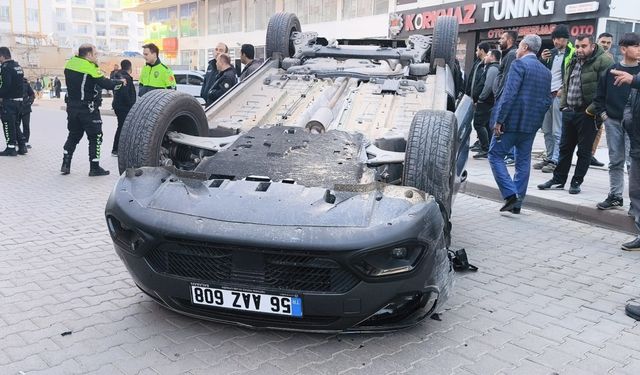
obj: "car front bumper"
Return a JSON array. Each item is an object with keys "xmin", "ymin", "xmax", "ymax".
[{"xmin": 105, "ymin": 167, "xmax": 454, "ymax": 332}]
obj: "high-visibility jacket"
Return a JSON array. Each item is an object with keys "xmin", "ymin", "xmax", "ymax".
[{"xmin": 139, "ymin": 58, "xmax": 176, "ymax": 96}]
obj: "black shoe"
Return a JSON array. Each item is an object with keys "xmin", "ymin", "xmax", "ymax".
[
  {"xmin": 473, "ymin": 151, "xmax": 488, "ymax": 159},
  {"xmin": 626, "ymin": 304, "xmax": 640, "ymax": 320},
  {"xmin": 621, "ymin": 237, "xmax": 640, "ymax": 251},
  {"xmin": 504, "ymin": 156, "xmax": 515, "ymax": 166},
  {"xmin": 569, "ymin": 182, "xmax": 581, "ymax": 194},
  {"xmin": 89, "ymin": 166, "xmax": 110, "ymax": 177},
  {"xmin": 597, "ymin": 194, "xmax": 623, "ymax": 210},
  {"xmin": 500, "ymin": 194, "xmax": 518, "ymax": 212},
  {"xmin": 509, "ymin": 207, "xmax": 521, "ymax": 214},
  {"xmin": 60, "ymin": 154, "xmax": 72, "ymax": 175},
  {"xmin": 111, "ymin": 150, "xmax": 118, "ymax": 157},
  {"xmin": 537, "ymin": 179, "xmax": 564, "ymax": 190},
  {"xmin": 470, "ymin": 140, "xmax": 481, "ymax": 152},
  {"xmin": 590, "ymin": 156, "xmax": 605, "ymax": 167},
  {"xmin": 26, "ymin": 143, "xmax": 32, "ymax": 149},
  {"xmin": 17, "ymin": 144, "xmax": 28, "ymax": 155},
  {"xmin": 0, "ymin": 147, "xmax": 17, "ymax": 156}
]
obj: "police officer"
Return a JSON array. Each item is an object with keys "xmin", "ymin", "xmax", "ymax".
[
  {"xmin": 207, "ymin": 53, "xmax": 237, "ymax": 104},
  {"xmin": 201, "ymin": 42, "xmax": 228, "ymax": 106},
  {"xmin": 0, "ymin": 46, "xmax": 27, "ymax": 156},
  {"xmin": 62, "ymin": 43, "xmax": 126, "ymax": 176},
  {"xmin": 18, "ymin": 77, "xmax": 35, "ymax": 149},
  {"xmin": 139, "ymin": 43, "xmax": 176, "ymax": 96}
]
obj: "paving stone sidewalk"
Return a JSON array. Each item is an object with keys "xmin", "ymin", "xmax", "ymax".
[{"xmin": 0, "ymin": 106, "xmax": 639, "ymax": 374}]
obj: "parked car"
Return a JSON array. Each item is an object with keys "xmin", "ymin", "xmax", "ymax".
[
  {"xmin": 172, "ymin": 69, "xmax": 205, "ymax": 98},
  {"xmin": 106, "ymin": 12, "xmax": 472, "ymax": 332}
]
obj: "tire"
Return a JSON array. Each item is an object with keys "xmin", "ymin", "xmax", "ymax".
[
  {"xmin": 266, "ymin": 12, "xmax": 302, "ymax": 59},
  {"xmin": 429, "ymin": 16, "xmax": 458, "ymax": 74},
  {"xmin": 403, "ymin": 110, "xmax": 458, "ymax": 244},
  {"xmin": 117, "ymin": 90, "xmax": 209, "ymax": 174}
]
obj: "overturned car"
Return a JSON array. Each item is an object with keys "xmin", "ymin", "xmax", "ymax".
[{"xmin": 105, "ymin": 13, "xmax": 473, "ymax": 332}]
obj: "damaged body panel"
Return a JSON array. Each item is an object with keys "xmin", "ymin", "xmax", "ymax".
[{"xmin": 107, "ymin": 13, "xmax": 471, "ymax": 332}]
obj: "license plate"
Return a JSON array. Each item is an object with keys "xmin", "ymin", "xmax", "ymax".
[{"xmin": 190, "ymin": 285, "xmax": 303, "ymax": 317}]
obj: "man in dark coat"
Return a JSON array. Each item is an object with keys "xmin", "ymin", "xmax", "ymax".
[
  {"xmin": 18, "ymin": 78, "xmax": 35, "ymax": 148},
  {"xmin": 201, "ymin": 42, "xmax": 228, "ymax": 106},
  {"xmin": 111, "ymin": 59, "xmax": 136, "ymax": 156},
  {"xmin": 207, "ymin": 53, "xmax": 237, "ymax": 104}
]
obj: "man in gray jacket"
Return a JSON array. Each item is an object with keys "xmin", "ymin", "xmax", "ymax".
[{"xmin": 473, "ymin": 49, "xmax": 501, "ymax": 159}]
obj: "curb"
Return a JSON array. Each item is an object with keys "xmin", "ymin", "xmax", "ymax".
[{"xmin": 462, "ymin": 181, "xmax": 636, "ymax": 234}]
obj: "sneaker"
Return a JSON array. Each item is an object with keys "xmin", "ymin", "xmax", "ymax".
[
  {"xmin": 533, "ymin": 160, "xmax": 549, "ymax": 170},
  {"xmin": 470, "ymin": 140, "xmax": 481, "ymax": 152},
  {"xmin": 541, "ymin": 162, "xmax": 556, "ymax": 173},
  {"xmin": 504, "ymin": 156, "xmax": 515, "ymax": 166},
  {"xmin": 111, "ymin": 151, "xmax": 118, "ymax": 157},
  {"xmin": 590, "ymin": 156, "xmax": 605, "ymax": 167},
  {"xmin": 621, "ymin": 237, "xmax": 640, "ymax": 251},
  {"xmin": 597, "ymin": 194, "xmax": 623, "ymax": 210},
  {"xmin": 26, "ymin": 143, "xmax": 32, "ymax": 149},
  {"xmin": 473, "ymin": 151, "xmax": 488, "ymax": 159},
  {"xmin": 537, "ymin": 179, "xmax": 564, "ymax": 190},
  {"xmin": 569, "ymin": 182, "xmax": 581, "ymax": 194}
]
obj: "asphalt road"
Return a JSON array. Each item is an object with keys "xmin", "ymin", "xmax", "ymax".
[{"xmin": 1, "ymin": 103, "xmax": 639, "ymax": 374}]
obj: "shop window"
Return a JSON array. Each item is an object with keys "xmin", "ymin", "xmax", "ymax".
[
  {"xmin": 343, "ymin": 0, "xmax": 388, "ymax": 20},
  {"xmin": 605, "ymin": 20, "xmax": 634, "ymax": 62},
  {"xmin": 208, "ymin": 0, "xmax": 241, "ymax": 34},
  {"xmin": 284, "ymin": 0, "xmax": 337, "ymax": 24},
  {"xmin": 246, "ymin": 0, "xmax": 276, "ymax": 32}
]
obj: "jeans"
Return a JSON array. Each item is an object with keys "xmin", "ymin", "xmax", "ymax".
[
  {"xmin": 604, "ymin": 117, "xmax": 631, "ymax": 198},
  {"xmin": 488, "ymin": 131, "xmax": 536, "ymax": 208},
  {"xmin": 553, "ymin": 111, "xmax": 598, "ymax": 185},
  {"xmin": 541, "ymin": 96, "xmax": 561, "ymax": 163}
]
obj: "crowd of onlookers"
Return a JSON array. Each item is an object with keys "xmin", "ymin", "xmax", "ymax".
[{"xmin": 464, "ymin": 27, "xmax": 640, "ymax": 321}]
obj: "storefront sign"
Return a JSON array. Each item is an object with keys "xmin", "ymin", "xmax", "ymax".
[
  {"xmin": 565, "ymin": 1, "xmax": 599, "ymax": 14},
  {"xmin": 480, "ymin": 20, "xmax": 596, "ymax": 40},
  {"xmin": 390, "ymin": 0, "xmax": 609, "ymax": 37}
]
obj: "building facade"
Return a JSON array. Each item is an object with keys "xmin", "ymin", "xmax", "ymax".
[
  {"xmin": 52, "ymin": 0, "xmax": 144, "ymax": 53},
  {"xmin": 390, "ymin": 0, "xmax": 640, "ymax": 71},
  {"xmin": 123, "ymin": 0, "xmax": 393, "ymax": 70}
]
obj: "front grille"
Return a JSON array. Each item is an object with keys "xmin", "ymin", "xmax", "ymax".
[{"xmin": 145, "ymin": 241, "xmax": 360, "ymax": 293}]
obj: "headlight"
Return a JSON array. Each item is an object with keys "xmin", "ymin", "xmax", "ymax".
[
  {"xmin": 354, "ymin": 244, "xmax": 426, "ymax": 277},
  {"xmin": 107, "ymin": 215, "xmax": 146, "ymax": 253}
]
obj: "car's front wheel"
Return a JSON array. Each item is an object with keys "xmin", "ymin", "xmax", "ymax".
[{"xmin": 117, "ymin": 90, "xmax": 209, "ymax": 174}]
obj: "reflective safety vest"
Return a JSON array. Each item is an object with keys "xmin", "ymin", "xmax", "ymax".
[{"xmin": 139, "ymin": 59, "xmax": 176, "ymax": 96}]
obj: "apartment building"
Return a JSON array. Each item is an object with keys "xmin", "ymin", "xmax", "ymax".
[
  {"xmin": 123, "ymin": 0, "xmax": 392, "ymax": 70},
  {"xmin": 52, "ymin": 0, "xmax": 144, "ymax": 53}
]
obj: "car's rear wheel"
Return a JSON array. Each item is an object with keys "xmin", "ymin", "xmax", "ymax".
[
  {"xmin": 117, "ymin": 90, "xmax": 209, "ymax": 174},
  {"xmin": 266, "ymin": 12, "xmax": 302, "ymax": 59},
  {"xmin": 403, "ymin": 110, "xmax": 457, "ymax": 246},
  {"xmin": 429, "ymin": 16, "xmax": 459, "ymax": 74}
]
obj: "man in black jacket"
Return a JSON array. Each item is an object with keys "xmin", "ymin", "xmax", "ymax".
[
  {"xmin": 0, "ymin": 46, "xmax": 27, "ymax": 156},
  {"xmin": 18, "ymin": 78, "xmax": 35, "ymax": 149},
  {"xmin": 62, "ymin": 43, "xmax": 125, "ymax": 176},
  {"xmin": 473, "ymin": 49, "xmax": 501, "ymax": 159},
  {"xmin": 466, "ymin": 42, "xmax": 490, "ymax": 152},
  {"xmin": 610, "ymin": 66, "xmax": 640, "ymax": 320},
  {"xmin": 201, "ymin": 42, "xmax": 228, "ymax": 106},
  {"xmin": 593, "ymin": 33, "xmax": 640, "ymax": 210},
  {"xmin": 111, "ymin": 59, "xmax": 136, "ymax": 156},
  {"xmin": 207, "ymin": 53, "xmax": 237, "ymax": 104},
  {"xmin": 492, "ymin": 30, "xmax": 519, "ymax": 165}
]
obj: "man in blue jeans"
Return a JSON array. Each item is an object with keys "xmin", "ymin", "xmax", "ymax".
[
  {"xmin": 592, "ymin": 33, "xmax": 640, "ymax": 210},
  {"xmin": 610, "ymin": 64, "xmax": 640, "ymax": 320},
  {"xmin": 488, "ymin": 35, "xmax": 552, "ymax": 213}
]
